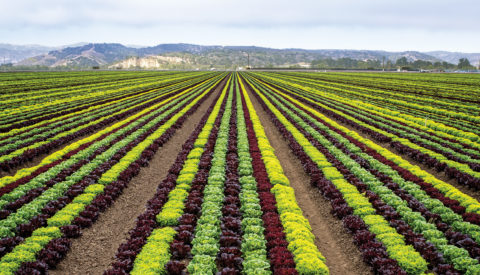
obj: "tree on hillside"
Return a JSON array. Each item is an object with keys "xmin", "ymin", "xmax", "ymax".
[
  {"xmin": 395, "ymin": 57, "xmax": 408, "ymax": 67},
  {"xmin": 412, "ymin": 60, "xmax": 433, "ymax": 69},
  {"xmin": 458, "ymin": 58, "xmax": 473, "ymax": 70}
]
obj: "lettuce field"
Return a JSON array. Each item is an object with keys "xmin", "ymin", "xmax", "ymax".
[{"xmin": 1, "ymin": 71, "xmax": 480, "ymax": 274}]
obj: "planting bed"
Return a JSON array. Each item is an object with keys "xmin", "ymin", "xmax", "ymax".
[{"xmin": 1, "ymin": 71, "xmax": 480, "ymax": 274}]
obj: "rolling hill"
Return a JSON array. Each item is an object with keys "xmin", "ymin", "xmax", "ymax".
[{"xmin": 8, "ymin": 42, "xmax": 479, "ymax": 69}]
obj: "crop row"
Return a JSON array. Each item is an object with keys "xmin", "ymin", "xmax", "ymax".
[
  {"xmin": 0, "ymin": 74, "xmax": 226, "ymax": 274},
  {"xmin": 106, "ymin": 74, "xmax": 328, "ymax": 275},
  {"xmin": 0, "ymin": 72, "xmax": 211, "ymax": 130},
  {"xmin": 0, "ymin": 73, "xmax": 218, "ymax": 172},
  {"xmin": 242, "ymin": 72, "xmax": 480, "ymax": 274},
  {"xmin": 258, "ymin": 72, "xmax": 480, "ymax": 136},
  {"xmin": 249, "ymin": 72, "xmax": 480, "ymax": 190},
  {"xmin": 273, "ymin": 72, "xmax": 480, "ymax": 118}
]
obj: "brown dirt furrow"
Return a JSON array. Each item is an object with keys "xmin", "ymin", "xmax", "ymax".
[
  {"xmin": 247, "ymin": 87, "xmax": 372, "ymax": 275},
  {"xmin": 0, "ymin": 133, "xmax": 91, "ymax": 178},
  {"xmin": 0, "ymin": 86, "xmax": 191, "ymax": 178},
  {"xmin": 388, "ymin": 142, "xmax": 480, "ymax": 202},
  {"xmin": 331, "ymin": 120, "xmax": 480, "ymax": 204},
  {"xmin": 49, "ymin": 80, "xmax": 224, "ymax": 275}
]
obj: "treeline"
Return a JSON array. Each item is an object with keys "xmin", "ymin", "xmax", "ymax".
[{"xmin": 310, "ymin": 57, "xmax": 477, "ymax": 71}]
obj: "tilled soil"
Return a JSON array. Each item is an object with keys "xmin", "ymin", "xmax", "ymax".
[
  {"xmin": 335, "ymin": 119, "xmax": 480, "ymax": 203},
  {"xmin": 47, "ymin": 77, "xmax": 480, "ymax": 275},
  {"xmin": 0, "ymin": 88, "xmax": 187, "ymax": 178},
  {"xmin": 49, "ymin": 83, "xmax": 223, "ymax": 275},
  {"xmin": 386, "ymin": 142, "xmax": 480, "ymax": 202},
  {"xmin": 247, "ymin": 87, "xmax": 373, "ymax": 275},
  {"xmin": 0, "ymin": 133, "xmax": 96, "ymax": 178}
]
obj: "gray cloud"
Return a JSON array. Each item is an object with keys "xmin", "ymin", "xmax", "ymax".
[{"xmin": 0, "ymin": 0, "xmax": 478, "ymax": 51}]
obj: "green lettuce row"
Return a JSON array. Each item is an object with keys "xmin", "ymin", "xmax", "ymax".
[
  {"xmin": 0, "ymin": 76, "xmax": 222, "ymax": 274},
  {"xmin": 187, "ymin": 79, "xmax": 233, "ymax": 274},
  {"xmin": 130, "ymin": 75, "xmax": 231, "ymax": 275},
  {"xmin": 244, "ymin": 75, "xmax": 427, "ymax": 274},
  {"xmin": 240, "ymin": 76, "xmax": 329, "ymax": 275},
  {"xmin": 0, "ymin": 73, "xmax": 211, "ymax": 152},
  {"xmin": 235, "ymin": 77, "xmax": 271, "ymax": 274},
  {"xmin": 256, "ymin": 81, "xmax": 480, "ymax": 273},
  {"xmin": 130, "ymin": 227, "xmax": 177, "ymax": 275},
  {"xmin": 0, "ymin": 82, "xmax": 210, "ymax": 209}
]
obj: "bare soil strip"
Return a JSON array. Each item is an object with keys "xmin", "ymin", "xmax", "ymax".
[
  {"xmin": 0, "ymin": 133, "xmax": 92, "ymax": 178},
  {"xmin": 387, "ymin": 141, "xmax": 480, "ymax": 202},
  {"xmin": 336, "ymin": 120, "xmax": 480, "ymax": 204},
  {"xmin": 0, "ymin": 85, "xmax": 194, "ymax": 178},
  {"xmin": 49, "ymin": 81, "xmax": 224, "ymax": 275},
  {"xmin": 247, "ymin": 87, "xmax": 372, "ymax": 275}
]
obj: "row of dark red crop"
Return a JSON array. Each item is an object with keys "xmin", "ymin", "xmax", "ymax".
[
  {"xmin": 0, "ymin": 84, "xmax": 193, "ymax": 172},
  {"xmin": 260, "ymin": 86, "xmax": 461, "ymax": 273},
  {"xmin": 265, "ymin": 81, "xmax": 480, "ymax": 190},
  {"xmin": 104, "ymin": 81, "xmax": 227, "ymax": 275},
  {"xmin": 241, "ymin": 77, "xmax": 407, "ymax": 274},
  {"xmin": 240, "ymin": 84, "xmax": 298, "ymax": 274},
  {"xmin": 9, "ymin": 78, "xmax": 222, "ymax": 275}
]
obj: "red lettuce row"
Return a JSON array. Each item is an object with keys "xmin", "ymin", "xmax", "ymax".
[
  {"xmin": 240, "ymin": 87, "xmax": 298, "ymax": 274},
  {"xmin": 242, "ymin": 77, "xmax": 407, "ymax": 274},
  {"xmin": 0, "ymin": 77, "xmax": 222, "ymax": 275},
  {"xmin": 257, "ymin": 86, "xmax": 460, "ymax": 273},
  {"xmin": 104, "ymin": 78, "xmax": 228, "ymax": 274},
  {"xmin": 0, "ymin": 73, "xmax": 215, "ymax": 133},
  {"xmin": 265, "ymin": 81, "xmax": 480, "ymax": 189},
  {"xmin": 214, "ymin": 88, "xmax": 243, "ymax": 273},
  {"xmin": 0, "ymin": 88, "xmax": 206, "ymax": 239}
]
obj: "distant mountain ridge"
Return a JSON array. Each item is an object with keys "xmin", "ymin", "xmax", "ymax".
[
  {"xmin": 4, "ymin": 42, "xmax": 479, "ymax": 68},
  {"xmin": 426, "ymin": 51, "xmax": 480, "ymax": 66},
  {"xmin": 0, "ymin": 43, "xmax": 88, "ymax": 64}
]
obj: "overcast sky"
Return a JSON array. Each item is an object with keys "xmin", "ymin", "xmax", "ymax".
[{"xmin": 0, "ymin": 0, "xmax": 478, "ymax": 52}]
